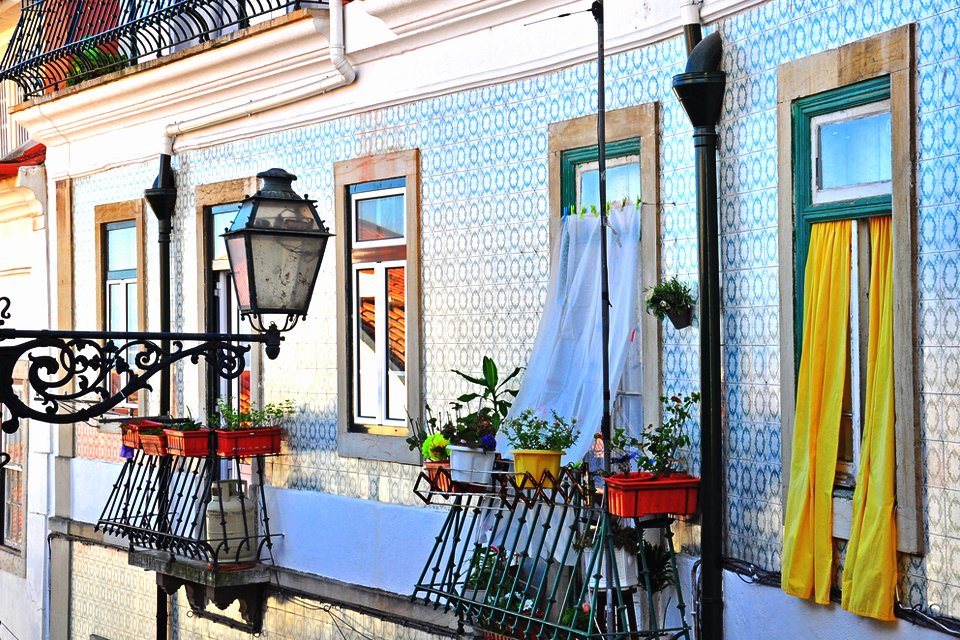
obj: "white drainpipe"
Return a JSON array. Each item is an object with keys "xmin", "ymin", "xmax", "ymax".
[
  {"xmin": 162, "ymin": 0, "xmax": 355, "ymax": 148},
  {"xmin": 680, "ymin": 0, "xmax": 703, "ymax": 55}
]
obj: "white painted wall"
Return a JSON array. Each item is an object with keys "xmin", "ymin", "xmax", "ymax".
[{"xmin": 723, "ymin": 571, "xmax": 944, "ymax": 640}]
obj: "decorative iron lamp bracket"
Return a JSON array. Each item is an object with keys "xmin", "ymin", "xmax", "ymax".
[{"xmin": 0, "ymin": 296, "xmax": 281, "ymax": 433}]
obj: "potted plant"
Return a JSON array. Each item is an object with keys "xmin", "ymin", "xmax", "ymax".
[
  {"xmin": 443, "ymin": 356, "xmax": 520, "ymax": 487},
  {"xmin": 478, "ymin": 589, "xmax": 541, "ymax": 640},
  {"xmin": 645, "ymin": 277, "xmax": 696, "ymax": 330},
  {"xmin": 576, "ymin": 521, "xmax": 640, "ymax": 589},
  {"xmin": 406, "ymin": 406, "xmax": 453, "ymax": 492},
  {"xmin": 463, "ymin": 544, "xmax": 510, "ymax": 602},
  {"xmin": 215, "ymin": 398, "xmax": 293, "ymax": 457},
  {"xmin": 121, "ymin": 418, "xmax": 163, "ymax": 450},
  {"xmin": 559, "ymin": 602, "xmax": 593, "ymax": 635},
  {"xmin": 163, "ymin": 418, "xmax": 210, "ymax": 457},
  {"xmin": 605, "ymin": 392, "xmax": 701, "ymax": 518},
  {"xmin": 138, "ymin": 427, "xmax": 168, "ymax": 456},
  {"xmin": 504, "ymin": 408, "xmax": 580, "ymax": 488},
  {"xmin": 636, "ymin": 539, "xmax": 676, "ymax": 629}
]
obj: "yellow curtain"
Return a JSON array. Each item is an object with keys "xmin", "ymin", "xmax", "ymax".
[
  {"xmin": 841, "ymin": 215, "xmax": 897, "ymax": 621},
  {"xmin": 782, "ymin": 220, "xmax": 851, "ymax": 603}
]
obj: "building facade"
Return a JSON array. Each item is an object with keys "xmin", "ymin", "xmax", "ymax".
[{"xmin": 0, "ymin": 0, "xmax": 957, "ymax": 638}]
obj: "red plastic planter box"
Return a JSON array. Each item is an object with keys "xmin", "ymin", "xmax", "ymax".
[
  {"xmin": 605, "ymin": 472, "xmax": 700, "ymax": 518},
  {"xmin": 139, "ymin": 433, "xmax": 168, "ymax": 456},
  {"xmin": 121, "ymin": 419, "xmax": 164, "ymax": 449},
  {"xmin": 164, "ymin": 429, "xmax": 211, "ymax": 457},
  {"xmin": 215, "ymin": 427, "xmax": 282, "ymax": 457}
]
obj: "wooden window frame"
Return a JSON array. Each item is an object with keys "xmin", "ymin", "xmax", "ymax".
[
  {"xmin": 777, "ymin": 25, "xmax": 922, "ymax": 554},
  {"xmin": 335, "ymin": 149, "xmax": 421, "ymax": 464},
  {"xmin": 194, "ymin": 178, "xmax": 262, "ymax": 423},
  {"xmin": 547, "ymin": 103, "xmax": 661, "ymax": 435}
]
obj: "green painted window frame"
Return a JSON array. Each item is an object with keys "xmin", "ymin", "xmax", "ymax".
[
  {"xmin": 792, "ymin": 76, "xmax": 891, "ymax": 358},
  {"xmin": 559, "ymin": 138, "xmax": 640, "ymax": 215}
]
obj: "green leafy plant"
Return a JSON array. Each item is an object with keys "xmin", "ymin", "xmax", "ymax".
[
  {"xmin": 405, "ymin": 405, "xmax": 454, "ymax": 456},
  {"xmin": 444, "ymin": 356, "xmax": 521, "ymax": 449},
  {"xmin": 560, "ymin": 602, "xmax": 593, "ymax": 632},
  {"xmin": 465, "ymin": 545, "xmax": 510, "ymax": 590},
  {"xmin": 164, "ymin": 418, "xmax": 203, "ymax": 432},
  {"xmin": 216, "ymin": 398, "xmax": 295, "ymax": 431},
  {"xmin": 637, "ymin": 392, "xmax": 700, "ymax": 477},
  {"xmin": 638, "ymin": 539, "xmax": 675, "ymax": 594},
  {"xmin": 65, "ymin": 46, "xmax": 128, "ymax": 87},
  {"xmin": 504, "ymin": 408, "xmax": 580, "ymax": 451},
  {"xmin": 139, "ymin": 427, "xmax": 163, "ymax": 436},
  {"xmin": 573, "ymin": 521, "xmax": 639, "ymax": 554},
  {"xmin": 645, "ymin": 277, "xmax": 695, "ymax": 320},
  {"xmin": 607, "ymin": 427, "xmax": 642, "ymax": 474}
]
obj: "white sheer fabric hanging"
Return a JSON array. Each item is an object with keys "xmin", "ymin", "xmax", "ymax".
[{"xmin": 503, "ymin": 202, "xmax": 642, "ymax": 464}]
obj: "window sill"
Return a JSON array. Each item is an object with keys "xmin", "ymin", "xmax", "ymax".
[{"xmin": 831, "ymin": 493, "xmax": 921, "ymax": 554}]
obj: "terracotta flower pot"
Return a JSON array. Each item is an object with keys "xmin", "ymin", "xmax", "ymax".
[
  {"xmin": 164, "ymin": 429, "xmax": 211, "ymax": 457},
  {"xmin": 215, "ymin": 427, "xmax": 282, "ymax": 457},
  {"xmin": 424, "ymin": 459, "xmax": 452, "ymax": 492},
  {"xmin": 605, "ymin": 472, "xmax": 700, "ymax": 518},
  {"xmin": 121, "ymin": 419, "xmax": 164, "ymax": 449}
]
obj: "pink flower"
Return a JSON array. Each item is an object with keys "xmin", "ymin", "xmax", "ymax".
[{"xmin": 581, "ymin": 601, "xmax": 591, "ymax": 613}]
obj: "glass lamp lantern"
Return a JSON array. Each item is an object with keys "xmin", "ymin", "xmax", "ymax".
[{"xmin": 223, "ymin": 168, "xmax": 332, "ymax": 344}]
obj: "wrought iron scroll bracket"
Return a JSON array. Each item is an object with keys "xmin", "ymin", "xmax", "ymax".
[{"xmin": 0, "ymin": 298, "xmax": 275, "ymax": 433}]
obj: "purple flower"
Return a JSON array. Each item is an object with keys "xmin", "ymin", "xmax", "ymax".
[{"xmin": 480, "ymin": 434, "xmax": 497, "ymax": 451}]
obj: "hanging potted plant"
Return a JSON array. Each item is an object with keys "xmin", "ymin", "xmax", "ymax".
[
  {"xmin": 605, "ymin": 392, "xmax": 701, "ymax": 518},
  {"xmin": 215, "ymin": 398, "xmax": 293, "ymax": 457},
  {"xmin": 645, "ymin": 276, "xmax": 696, "ymax": 330},
  {"xmin": 163, "ymin": 418, "xmax": 210, "ymax": 457},
  {"xmin": 139, "ymin": 426, "xmax": 168, "ymax": 456},
  {"xmin": 443, "ymin": 356, "xmax": 520, "ymax": 487},
  {"xmin": 504, "ymin": 408, "xmax": 579, "ymax": 488}
]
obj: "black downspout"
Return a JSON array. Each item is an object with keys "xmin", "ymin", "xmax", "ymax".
[
  {"xmin": 672, "ymin": 31, "xmax": 726, "ymax": 640},
  {"xmin": 144, "ymin": 152, "xmax": 177, "ymax": 640}
]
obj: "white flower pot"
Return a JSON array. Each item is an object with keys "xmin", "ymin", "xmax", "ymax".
[
  {"xmin": 448, "ymin": 445, "xmax": 496, "ymax": 485},
  {"xmin": 583, "ymin": 546, "xmax": 639, "ymax": 589}
]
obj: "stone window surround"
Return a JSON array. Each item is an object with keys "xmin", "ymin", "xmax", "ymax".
[
  {"xmin": 776, "ymin": 25, "xmax": 922, "ymax": 554},
  {"xmin": 335, "ymin": 149, "xmax": 422, "ymax": 464}
]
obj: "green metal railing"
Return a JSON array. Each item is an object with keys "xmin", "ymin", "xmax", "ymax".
[{"xmin": 411, "ymin": 467, "xmax": 692, "ymax": 640}]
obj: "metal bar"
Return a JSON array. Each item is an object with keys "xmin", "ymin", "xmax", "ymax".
[{"xmin": 0, "ymin": 328, "xmax": 271, "ymax": 343}]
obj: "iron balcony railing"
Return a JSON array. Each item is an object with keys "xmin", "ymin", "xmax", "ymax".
[
  {"xmin": 97, "ymin": 448, "xmax": 277, "ymax": 567},
  {"xmin": 411, "ymin": 467, "xmax": 693, "ymax": 640},
  {"xmin": 0, "ymin": 0, "xmax": 327, "ymax": 98}
]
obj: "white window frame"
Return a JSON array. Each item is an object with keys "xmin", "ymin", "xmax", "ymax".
[{"xmin": 810, "ymin": 100, "xmax": 892, "ymax": 205}]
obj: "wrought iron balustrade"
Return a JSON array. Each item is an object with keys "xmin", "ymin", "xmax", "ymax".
[
  {"xmin": 411, "ymin": 468, "xmax": 692, "ymax": 640},
  {"xmin": 97, "ymin": 447, "xmax": 276, "ymax": 567},
  {"xmin": 0, "ymin": 0, "xmax": 327, "ymax": 98}
]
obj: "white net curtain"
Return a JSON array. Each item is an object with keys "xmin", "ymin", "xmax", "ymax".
[{"xmin": 503, "ymin": 202, "xmax": 642, "ymax": 464}]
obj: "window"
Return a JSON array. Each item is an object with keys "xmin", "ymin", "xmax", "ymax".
[
  {"xmin": 194, "ymin": 179, "xmax": 262, "ymax": 427},
  {"xmin": 335, "ymin": 150, "xmax": 421, "ymax": 463},
  {"xmin": 548, "ymin": 104, "xmax": 661, "ymax": 445},
  {"xmin": 95, "ymin": 201, "xmax": 145, "ymax": 416},
  {"xmin": 777, "ymin": 26, "xmax": 921, "ymax": 553},
  {"xmin": 0, "ymin": 401, "xmax": 24, "ymax": 551}
]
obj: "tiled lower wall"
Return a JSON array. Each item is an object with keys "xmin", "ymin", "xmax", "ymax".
[{"xmin": 70, "ymin": 541, "xmax": 449, "ymax": 640}]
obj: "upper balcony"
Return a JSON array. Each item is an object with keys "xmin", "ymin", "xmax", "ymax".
[{"xmin": 0, "ymin": 0, "xmax": 327, "ymax": 99}]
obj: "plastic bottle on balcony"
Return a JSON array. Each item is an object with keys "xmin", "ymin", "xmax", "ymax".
[{"xmin": 206, "ymin": 479, "xmax": 258, "ymax": 565}]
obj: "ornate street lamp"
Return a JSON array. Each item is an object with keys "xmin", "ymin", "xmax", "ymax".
[
  {"xmin": 0, "ymin": 168, "xmax": 332, "ymax": 432},
  {"xmin": 223, "ymin": 168, "xmax": 331, "ymax": 358}
]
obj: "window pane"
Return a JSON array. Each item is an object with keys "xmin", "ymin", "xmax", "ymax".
[
  {"xmin": 109, "ymin": 283, "xmax": 124, "ymax": 331},
  {"xmin": 819, "ymin": 112, "xmax": 892, "ymax": 189},
  {"xmin": 577, "ymin": 161, "xmax": 640, "ymax": 211},
  {"xmin": 355, "ymin": 268, "xmax": 378, "ymax": 419},
  {"xmin": 356, "ymin": 194, "xmax": 405, "ymax": 241},
  {"xmin": 107, "ymin": 224, "xmax": 137, "ymax": 273},
  {"xmin": 385, "ymin": 267, "xmax": 406, "ymax": 421},
  {"xmin": 126, "ymin": 282, "xmax": 137, "ymax": 330},
  {"xmin": 211, "ymin": 203, "xmax": 241, "ymax": 265}
]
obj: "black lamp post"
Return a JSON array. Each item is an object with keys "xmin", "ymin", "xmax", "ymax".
[
  {"xmin": 223, "ymin": 168, "xmax": 332, "ymax": 359},
  {"xmin": 0, "ymin": 168, "xmax": 331, "ymax": 433}
]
